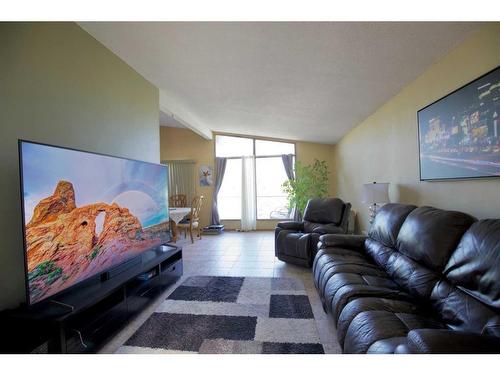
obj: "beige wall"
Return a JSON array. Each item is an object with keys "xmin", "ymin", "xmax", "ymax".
[
  {"xmin": 160, "ymin": 126, "xmax": 216, "ymax": 228},
  {"xmin": 0, "ymin": 23, "xmax": 159, "ymax": 309},
  {"xmin": 160, "ymin": 127, "xmax": 335, "ymax": 230},
  {"xmin": 332, "ymin": 24, "xmax": 500, "ymax": 233}
]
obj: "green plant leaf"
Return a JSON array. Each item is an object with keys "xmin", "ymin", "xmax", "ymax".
[{"xmin": 281, "ymin": 159, "xmax": 329, "ymax": 215}]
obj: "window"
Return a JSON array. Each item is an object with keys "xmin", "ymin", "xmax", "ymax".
[
  {"xmin": 215, "ymin": 135, "xmax": 253, "ymax": 157},
  {"xmin": 216, "ymin": 135, "xmax": 295, "ymax": 220},
  {"xmin": 217, "ymin": 158, "xmax": 242, "ymax": 220},
  {"xmin": 256, "ymin": 157, "xmax": 291, "ymax": 219},
  {"xmin": 255, "ymin": 139, "xmax": 295, "ymax": 156}
]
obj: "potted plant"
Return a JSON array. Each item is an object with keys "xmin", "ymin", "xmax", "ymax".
[{"xmin": 282, "ymin": 159, "xmax": 329, "ymax": 217}]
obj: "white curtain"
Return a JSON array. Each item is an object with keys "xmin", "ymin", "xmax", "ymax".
[{"xmin": 241, "ymin": 156, "xmax": 256, "ymax": 231}]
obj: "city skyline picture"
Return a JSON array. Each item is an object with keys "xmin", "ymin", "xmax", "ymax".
[{"xmin": 418, "ymin": 66, "xmax": 500, "ymax": 180}]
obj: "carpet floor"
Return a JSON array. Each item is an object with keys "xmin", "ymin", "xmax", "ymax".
[{"xmin": 117, "ymin": 276, "xmax": 325, "ymax": 354}]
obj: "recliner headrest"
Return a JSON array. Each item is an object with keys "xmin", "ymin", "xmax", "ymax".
[
  {"xmin": 303, "ymin": 198, "xmax": 346, "ymax": 225},
  {"xmin": 368, "ymin": 203, "xmax": 417, "ymax": 248},
  {"xmin": 396, "ymin": 206, "xmax": 476, "ymax": 272}
]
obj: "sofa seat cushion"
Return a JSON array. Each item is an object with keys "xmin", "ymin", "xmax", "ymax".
[
  {"xmin": 276, "ymin": 231, "xmax": 310, "ymax": 259},
  {"xmin": 367, "ymin": 337, "xmax": 409, "ymax": 354},
  {"xmin": 344, "ymin": 309, "xmax": 444, "ymax": 353},
  {"xmin": 337, "ymin": 297, "xmax": 424, "ymax": 347},
  {"xmin": 314, "ymin": 247, "xmax": 367, "ymax": 271},
  {"xmin": 325, "ymin": 273, "xmax": 409, "ymax": 324},
  {"xmin": 313, "ymin": 248, "xmax": 387, "ymax": 300},
  {"xmin": 314, "ymin": 248, "xmax": 371, "ymax": 282}
]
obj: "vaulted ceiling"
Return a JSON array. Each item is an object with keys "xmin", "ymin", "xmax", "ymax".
[{"xmin": 80, "ymin": 22, "xmax": 479, "ymax": 144}]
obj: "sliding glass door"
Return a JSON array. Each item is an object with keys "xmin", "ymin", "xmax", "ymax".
[{"xmin": 215, "ymin": 135, "xmax": 295, "ymax": 221}]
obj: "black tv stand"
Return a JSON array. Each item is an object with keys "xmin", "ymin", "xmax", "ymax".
[
  {"xmin": 49, "ymin": 300, "xmax": 75, "ymax": 312},
  {"xmin": 0, "ymin": 244, "xmax": 182, "ymax": 353}
]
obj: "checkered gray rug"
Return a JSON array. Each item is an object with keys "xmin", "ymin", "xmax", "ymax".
[{"xmin": 117, "ymin": 276, "xmax": 324, "ymax": 354}]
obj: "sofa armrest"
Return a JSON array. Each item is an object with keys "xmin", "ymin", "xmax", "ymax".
[
  {"xmin": 318, "ymin": 234, "xmax": 367, "ymax": 251},
  {"xmin": 403, "ymin": 329, "xmax": 500, "ymax": 354},
  {"xmin": 276, "ymin": 221, "xmax": 304, "ymax": 231},
  {"xmin": 312, "ymin": 225, "xmax": 344, "ymax": 235}
]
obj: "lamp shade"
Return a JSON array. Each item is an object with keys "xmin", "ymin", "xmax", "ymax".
[{"xmin": 362, "ymin": 182, "xmax": 390, "ymax": 204}]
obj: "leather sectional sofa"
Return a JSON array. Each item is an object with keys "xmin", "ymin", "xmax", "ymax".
[
  {"xmin": 313, "ymin": 203, "xmax": 500, "ymax": 353},
  {"xmin": 275, "ymin": 198, "xmax": 351, "ymax": 267}
]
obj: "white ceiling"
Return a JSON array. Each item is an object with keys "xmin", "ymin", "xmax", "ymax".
[
  {"xmin": 159, "ymin": 110, "xmax": 185, "ymax": 128},
  {"xmin": 80, "ymin": 22, "xmax": 479, "ymax": 144}
]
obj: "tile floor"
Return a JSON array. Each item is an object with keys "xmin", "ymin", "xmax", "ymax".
[
  {"xmin": 101, "ymin": 231, "xmax": 342, "ymax": 354},
  {"xmin": 183, "ymin": 230, "xmax": 291, "ymax": 278}
]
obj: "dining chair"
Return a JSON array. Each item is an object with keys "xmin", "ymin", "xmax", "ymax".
[
  {"xmin": 177, "ymin": 195, "xmax": 204, "ymax": 243},
  {"xmin": 169, "ymin": 194, "xmax": 187, "ymax": 208}
]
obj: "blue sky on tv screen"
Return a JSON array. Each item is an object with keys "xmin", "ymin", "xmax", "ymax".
[{"xmin": 21, "ymin": 142, "xmax": 168, "ymax": 228}]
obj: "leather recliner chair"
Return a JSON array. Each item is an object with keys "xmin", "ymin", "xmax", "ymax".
[
  {"xmin": 275, "ymin": 198, "xmax": 351, "ymax": 267},
  {"xmin": 313, "ymin": 203, "xmax": 500, "ymax": 354}
]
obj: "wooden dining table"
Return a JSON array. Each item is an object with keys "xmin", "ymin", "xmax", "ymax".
[{"xmin": 169, "ymin": 207, "xmax": 191, "ymax": 242}]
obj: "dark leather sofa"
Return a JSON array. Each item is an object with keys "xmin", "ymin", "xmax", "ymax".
[
  {"xmin": 313, "ymin": 203, "xmax": 500, "ymax": 353},
  {"xmin": 275, "ymin": 198, "xmax": 351, "ymax": 267}
]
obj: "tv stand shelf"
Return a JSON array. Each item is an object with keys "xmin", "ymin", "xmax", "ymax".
[{"xmin": 0, "ymin": 244, "xmax": 182, "ymax": 354}]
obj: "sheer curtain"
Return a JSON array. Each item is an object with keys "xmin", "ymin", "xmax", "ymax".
[
  {"xmin": 163, "ymin": 160, "xmax": 196, "ymax": 204},
  {"xmin": 241, "ymin": 156, "xmax": 256, "ymax": 231}
]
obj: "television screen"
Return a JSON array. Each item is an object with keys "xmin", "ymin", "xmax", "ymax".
[{"xmin": 19, "ymin": 141, "xmax": 169, "ymax": 305}]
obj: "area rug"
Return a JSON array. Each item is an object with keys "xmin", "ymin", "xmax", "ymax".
[{"xmin": 117, "ymin": 276, "xmax": 324, "ymax": 354}]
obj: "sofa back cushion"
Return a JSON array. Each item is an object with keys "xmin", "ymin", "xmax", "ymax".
[
  {"xmin": 303, "ymin": 221, "xmax": 324, "ymax": 233},
  {"xmin": 430, "ymin": 220, "xmax": 500, "ymax": 335},
  {"xmin": 443, "ymin": 219, "xmax": 500, "ymax": 309},
  {"xmin": 431, "ymin": 280, "xmax": 499, "ymax": 335},
  {"xmin": 303, "ymin": 197, "xmax": 345, "ymax": 225},
  {"xmin": 396, "ymin": 206, "xmax": 476, "ymax": 272},
  {"xmin": 365, "ymin": 238, "xmax": 442, "ymax": 300},
  {"xmin": 368, "ymin": 203, "xmax": 416, "ymax": 248},
  {"xmin": 368, "ymin": 205, "xmax": 475, "ymax": 302},
  {"xmin": 366, "ymin": 205, "xmax": 498, "ymax": 335}
]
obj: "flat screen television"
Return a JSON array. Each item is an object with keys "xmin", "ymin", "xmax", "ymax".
[{"xmin": 19, "ymin": 140, "xmax": 169, "ymax": 305}]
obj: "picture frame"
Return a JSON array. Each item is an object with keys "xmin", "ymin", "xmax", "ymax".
[
  {"xmin": 199, "ymin": 164, "xmax": 213, "ymax": 186},
  {"xmin": 417, "ymin": 66, "xmax": 500, "ymax": 181}
]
